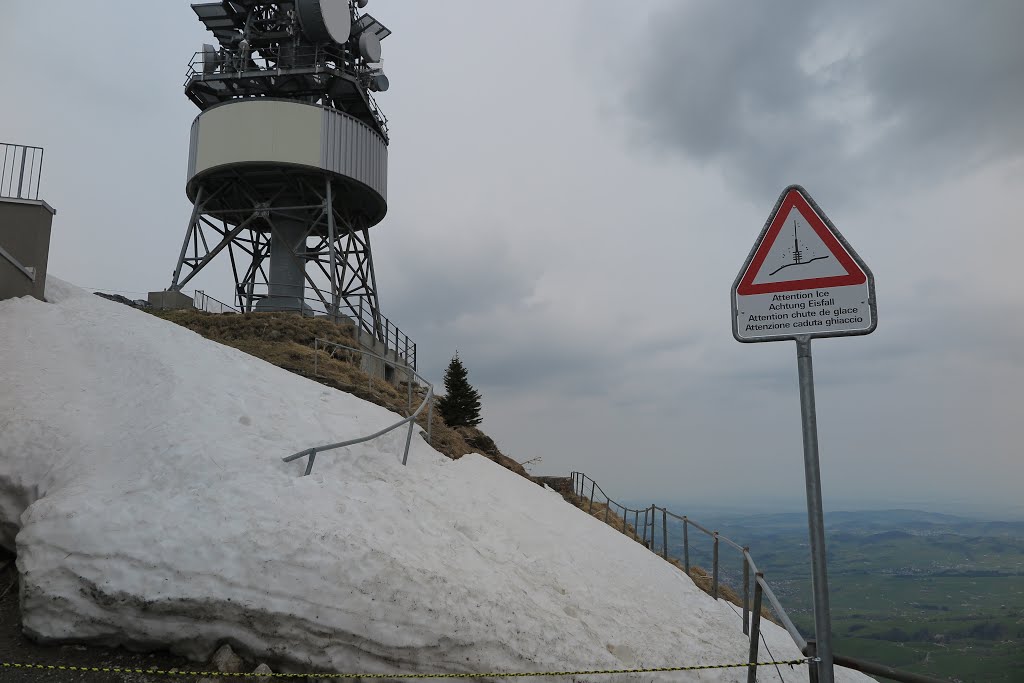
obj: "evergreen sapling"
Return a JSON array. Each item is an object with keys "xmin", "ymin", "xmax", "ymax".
[{"xmin": 437, "ymin": 353, "xmax": 482, "ymax": 427}]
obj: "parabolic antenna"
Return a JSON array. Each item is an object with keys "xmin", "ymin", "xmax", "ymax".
[
  {"xmin": 368, "ymin": 73, "xmax": 389, "ymax": 92},
  {"xmin": 358, "ymin": 31, "xmax": 382, "ymax": 63},
  {"xmin": 201, "ymin": 43, "xmax": 219, "ymax": 75},
  {"xmin": 296, "ymin": 0, "xmax": 351, "ymax": 44}
]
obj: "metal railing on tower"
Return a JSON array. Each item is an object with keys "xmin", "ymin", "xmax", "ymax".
[{"xmin": 1, "ymin": 143, "xmax": 45, "ymax": 201}]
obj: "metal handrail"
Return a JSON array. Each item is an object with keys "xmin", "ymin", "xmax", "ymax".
[
  {"xmin": 196, "ymin": 283, "xmax": 417, "ymax": 370},
  {"xmin": 0, "ymin": 244, "xmax": 36, "ymax": 282},
  {"xmin": 184, "ymin": 45, "xmax": 389, "ymax": 137},
  {"xmin": 1, "ymin": 143, "xmax": 44, "ymax": 201},
  {"xmin": 567, "ymin": 471, "xmax": 953, "ymax": 683},
  {"xmin": 194, "ymin": 290, "xmax": 239, "ymax": 314},
  {"xmin": 282, "ymin": 339, "xmax": 433, "ymax": 475},
  {"xmin": 831, "ymin": 654, "xmax": 949, "ymax": 683},
  {"xmin": 757, "ymin": 574, "xmax": 807, "ymax": 652}
]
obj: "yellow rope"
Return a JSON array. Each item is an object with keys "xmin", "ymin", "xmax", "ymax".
[{"xmin": 2, "ymin": 658, "xmax": 810, "ymax": 678}]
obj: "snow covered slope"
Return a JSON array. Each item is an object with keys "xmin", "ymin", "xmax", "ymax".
[{"xmin": 0, "ymin": 278, "xmax": 872, "ymax": 682}]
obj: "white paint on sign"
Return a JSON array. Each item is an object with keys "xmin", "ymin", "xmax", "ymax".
[
  {"xmin": 736, "ymin": 287, "xmax": 871, "ymax": 339},
  {"xmin": 750, "ymin": 206, "xmax": 849, "ymax": 286}
]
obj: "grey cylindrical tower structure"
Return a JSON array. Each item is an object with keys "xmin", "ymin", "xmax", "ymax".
[{"xmin": 168, "ymin": 0, "xmax": 398, "ymax": 348}]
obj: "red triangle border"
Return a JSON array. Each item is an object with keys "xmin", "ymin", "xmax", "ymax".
[{"xmin": 736, "ymin": 189, "xmax": 866, "ymax": 295}]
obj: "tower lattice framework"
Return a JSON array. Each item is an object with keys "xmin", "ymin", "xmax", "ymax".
[{"xmin": 164, "ymin": 0, "xmax": 405, "ymax": 357}]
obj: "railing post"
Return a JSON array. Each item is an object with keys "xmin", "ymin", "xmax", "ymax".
[
  {"xmin": 17, "ymin": 147, "xmax": 27, "ymax": 198},
  {"xmin": 621, "ymin": 506, "xmax": 628, "ymax": 535},
  {"xmin": 661, "ymin": 507, "xmax": 668, "ymax": 560},
  {"xmin": 35, "ymin": 147, "xmax": 44, "ymax": 200},
  {"xmin": 401, "ymin": 416, "xmax": 416, "ymax": 465},
  {"xmin": 712, "ymin": 532, "xmax": 720, "ymax": 600},
  {"xmin": 805, "ymin": 640, "xmax": 819, "ymax": 683},
  {"xmin": 641, "ymin": 508, "xmax": 648, "ymax": 546},
  {"xmin": 314, "ymin": 338, "xmax": 319, "ymax": 377},
  {"xmin": 407, "ymin": 367, "xmax": 413, "ymax": 415},
  {"xmin": 588, "ymin": 481, "xmax": 595, "ymax": 513},
  {"xmin": 604, "ymin": 497, "xmax": 610, "ymax": 523},
  {"xmin": 303, "ymin": 450, "xmax": 317, "ymax": 476},
  {"xmin": 650, "ymin": 505, "xmax": 656, "ymax": 550},
  {"xmin": 634, "ymin": 510, "xmax": 639, "ymax": 539},
  {"xmin": 747, "ymin": 572, "xmax": 764, "ymax": 683},
  {"xmin": 683, "ymin": 517, "xmax": 690, "ymax": 575},
  {"xmin": 427, "ymin": 394, "xmax": 433, "ymax": 445},
  {"xmin": 742, "ymin": 547, "xmax": 750, "ymax": 635},
  {"xmin": 358, "ymin": 296, "xmax": 364, "ymax": 342}
]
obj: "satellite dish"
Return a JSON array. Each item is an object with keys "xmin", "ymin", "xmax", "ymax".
[
  {"xmin": 202, "ymin": 43, "xmax": 219, "ymax": 75},
  {"xmin": 368, "ymin": 73, "xmax": 389, "ymax": 92},
  {"xmin": 357, "ymin": 0, "xmax": 369, "ymax": 7},
  {"xmin": 358, "ymin": 31, "xmax": 382, "ymax": 63},
  {"xmin": 295, "ymin": 0, "xmax": 351, "ymax": 44}
]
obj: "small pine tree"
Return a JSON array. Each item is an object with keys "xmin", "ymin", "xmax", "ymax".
[{"xmin": 437, "ymin": 352, "xmax": 482, "ymax": 427}]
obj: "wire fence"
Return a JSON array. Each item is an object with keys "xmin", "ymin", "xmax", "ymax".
[{"xmin": 568, "ymin": 472, "xmax": 951, "ymax": 683}]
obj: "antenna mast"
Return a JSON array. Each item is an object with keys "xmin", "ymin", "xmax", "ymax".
[{"xmin": 162, "ymin": 0, "xmax": 413, "ymax": 366}]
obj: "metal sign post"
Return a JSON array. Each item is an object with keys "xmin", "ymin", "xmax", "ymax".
[
  {"xmin": 796, "ymin": 335, "xmax": 833, "ymax": 682},
  {"xmin": 731, "ymin": 185, "xmax": 877, "ymax": 683}
]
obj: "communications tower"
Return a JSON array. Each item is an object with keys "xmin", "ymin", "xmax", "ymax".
[{"xmin": 166, "ymin": 0, "xmax": 398, "ymax": 346}]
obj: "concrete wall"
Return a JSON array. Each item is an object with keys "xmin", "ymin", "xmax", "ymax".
[
  {"xmin": 0, "ymin": 198, "xmax": 55, "ymax": 302},
  {"xmin": 312, "ymin": 314, "xmax": 413, "ymax": 386},
  {"xmin": 355, "ymin": 329, "xmax": 414, "ymax": 387},
  {"xmin": 148, "ymin": 290, "xmax": 196, "ymax": 311}
]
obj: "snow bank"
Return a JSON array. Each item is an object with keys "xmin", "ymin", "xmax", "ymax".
[{"xmin": 0, "ymin": 278, "xmax": 872, "ymax": 682}]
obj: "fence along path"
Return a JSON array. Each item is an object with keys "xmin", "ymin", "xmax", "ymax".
[{"xmin": 568, "ymin": 472, "xmax": 951, "ymax": 683}]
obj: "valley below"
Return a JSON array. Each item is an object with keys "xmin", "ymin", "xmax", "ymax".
[{"xmin": 671, "ymin": 508, "xmax": 1024, "ymax": 682}]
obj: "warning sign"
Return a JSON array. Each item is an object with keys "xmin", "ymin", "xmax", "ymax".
[{"xmin": 732, "ymin": 186, "xmax": 876, "ymax": 342}]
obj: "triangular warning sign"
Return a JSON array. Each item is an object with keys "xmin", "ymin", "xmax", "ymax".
[{"xmin": 736, "ymin": 188, "xmax": 866, "ymax": 295}]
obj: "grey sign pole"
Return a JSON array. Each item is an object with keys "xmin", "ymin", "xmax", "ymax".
[
  {"xmin": 732, "ymin": 186, "xmax": 878, "ymax": 683},
  {"xmin": 796, "ymin": 336, "xmax": 834, "ymax": 683}
]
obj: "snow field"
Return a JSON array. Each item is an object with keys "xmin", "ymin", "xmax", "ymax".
[{"xmin": 0, "ymin": 278, "xmax": 872, "ymax": 681}]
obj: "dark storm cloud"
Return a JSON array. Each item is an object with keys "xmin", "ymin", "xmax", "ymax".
[
  {"xmin": 378, "ymin": 227, "xmax": 540, "ymax": 332},
  {"xmin": 624, "ymin": 0, "xmax": 1024, "ymax": 201},
  {"xmin": 377, "ymin": 228, "xmax": 615, "ymax": 392}
]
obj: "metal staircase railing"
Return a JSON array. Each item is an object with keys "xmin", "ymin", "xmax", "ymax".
[{"xmin": 568, "ymin": 472, "xmax": 950, "ymax": 683}]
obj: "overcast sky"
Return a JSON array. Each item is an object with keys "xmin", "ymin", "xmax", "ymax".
[{"xmin": 5, "ymin": 1, "xmax": 1023, "ymax": 517}]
